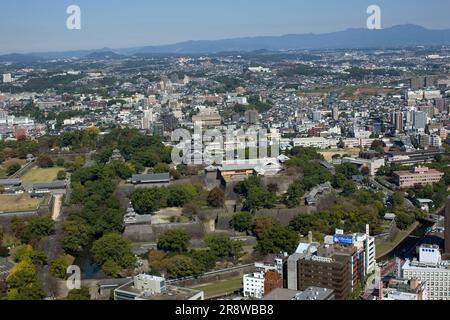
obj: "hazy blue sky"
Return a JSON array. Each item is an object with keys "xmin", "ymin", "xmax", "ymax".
[{"xmin": 1, "ymin": 0, "xmax": 450, "ymax": 53}]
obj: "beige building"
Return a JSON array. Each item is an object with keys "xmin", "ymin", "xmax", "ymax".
[
  {"xmin": 192, "ymin": 108, "xmax": 222, "ymax": 127},
  {"xmin": 393, "ymin": 167, "xmax": 444, "ymax": 188}
]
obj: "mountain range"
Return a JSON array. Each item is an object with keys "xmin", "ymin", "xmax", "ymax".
[{"xmin": 1, "ymin": 24, "xmax": 450, "ymax": 61}]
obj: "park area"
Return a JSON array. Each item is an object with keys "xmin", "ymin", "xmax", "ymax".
[
  {"xmin": 21, "ymin": 167, "xmax": 64, "ymax": 183},
  {"xmin": 189, "ymin": 277, "xmax": 243, "ymax": 299},
  {"xmin": 0, "ymin": 194, "xmax": 43, "ymax": 213}
]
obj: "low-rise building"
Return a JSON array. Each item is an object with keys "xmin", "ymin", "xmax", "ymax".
[
  {"xmin": 30, "ymin": 180, "xmax": 67, "ymax": 197},
  {"xmin": 129, "ymin": 173, "xmax": 171, "ymax": 185},
  {"xmin": 292, "ymin": 137, "xmax": 337, "ymax": 149},
  {"xmin": 393, "ymin": 167, "xmax": 444, "ymax": 188},
  {"xmin": 383, "ymin": 278, "xmax": 427, "ymax": 300},
  {"xmin": 243, "ymin": 272, "xmax": 265, "ymax": 299},
  {"xmin": 114, "ymin": 274, "xmax": 204, "ymax": 300}
]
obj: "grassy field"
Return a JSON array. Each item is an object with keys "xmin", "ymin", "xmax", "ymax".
[
  {"xmin": 376, "ymin": 222, "xmax": 419, "ymax": 259},
  {"xmin": 21, "ymin": 167, "xmax": 64, "ymax": 183},
  {"xmin": 341, "ymin": 86, "xmax": 401, "ymax": 100},
  {"xmin": 190, "ymin": 277, "xmax": 243, "ymax": 299},
  {"xmin": 0, "ymin": 194, "xmax": 42, "ymax": 213}
]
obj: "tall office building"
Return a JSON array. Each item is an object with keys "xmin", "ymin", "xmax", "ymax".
[
  {"xmin": 392, "ymin": 111, "xmax": 404, "ymax": 132},
  {"xmin": 332, "ymin": 106, "xmax": 339, "ymax": 121},
  {"xmin": 445, "ymin": 196, "xmax": 450, "ymax": 259},
  {"xmin": 296, "ymin": 253, "xmax": 352, "ymax": 300},
  {"xmin": 413, "ymin": 111, "xmax": 427, "ymax": 131},
  {"xmin": 244, "ymin": 109, "xmax": 259, "ymax": 125},
  {"xmin": 312, "ymin": 110, "xmax": 322, "ymax": 122},
  {"xmin": 142, "ymin": 108, "xmax": 154, "ymax": 130}
]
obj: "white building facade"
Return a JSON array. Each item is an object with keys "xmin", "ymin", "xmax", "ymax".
[
  {"xmin": 243, "ymin": 272, "xmax": 265, "ymax": 299},
  {"xmin": 402, "ymin": 245, "xmax": 450, "ymax": 300}
]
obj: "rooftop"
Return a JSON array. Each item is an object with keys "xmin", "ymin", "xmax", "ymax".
[
  {"xmin": 262, "ymin": 288, "xmax": 300, "ymax": 301},
  {"xmin": 295, "ymin": 287, "xmax": 334, "ymax": 300},
  {"xmin": 116, "ymin": 282, "xmax": 202, "ymax": 300},
  {"xmin": 131, "ymin": 173, "xmax": 171, "ymax": 182}
]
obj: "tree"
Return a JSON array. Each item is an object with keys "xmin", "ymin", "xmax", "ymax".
[
  {"xmin": 6, "ymin": 260, "xmax": 46, "ymax": 300},
  {"xmin": 57, "ymin": 170, "xmax": 67, "ymax": 180},
  {"xmin": 102, "ymin": 260, "xmax": 123, "ymax": 277},
  {"xmin": 284, "ymin": 180, "xmax": 305, "ymax": 207},
  {"xmin": 50, "ymin": 255, "xmax": 70, "ymax": 279},
  {"xmin": 332, "ymin": 173, "xmax": 347, "ymax": 189},
  {"xmin": 289, "ymin": 214, "xmax": 328, "ymax": 236},
  {"xmin": 6, "ymin": 162, "xmax": 21, "ymax": 176},
  {"xmin": 131, "ymin": 188, "xmax": 167, "ymax": 214},
  {"xmin": 256, "ymin": 224, "xmax": 300, "ymax": 255},
  {"xmin": 204, "ymin": 234, "xmax": 243, "ymax": 259},
  {"xmin": 392, "ymin": 191, "xmax": 405, "ymax": 209},
  {"xmin": 189, "ymin": 250, "xmax": 217, "ymax": 273},
  {"xmin": 153, "ymin": 163, "xmax": 170, "ymax": 173},
  {"xmin": 66, "ymin": 287, "xmax": 91, "ymax": 300},
  {"xmin": 62, "ymin": 220, "xmax": 92, "ymax": 256},
  {"xmin": 166, "ymin": 255, "xmax": 200, "ymax": 278},
  {"xmin": 335, "ymin": 163, "xmax": 360, "ymax": 179},
  {"xmin": 207, "ymin": 187, "xmax": 225, "ymax": 208},
  {"xmin": 37, "ymin": 154, "xmax": 54, "ymax": 168},
  {"xmin": 341, "ymin": 180, "xmax": 357, "ymax": 196},
  {"xmin": 253, "ymin": 216, "xmax": 277, "ymax": 239},
  {"xmin": 91, "ymin": 233, "xmax": 136, "ymax": 270},
  {"xmin": 230, "ymin": 212, "xmax": 254, "ymax": 232},
  {"xmin": 148, "ymin": 250, "xmax": 168, "ymax": 275},
  {"xmin": 395, "ymin": 211, "xmax": 415, "ymax": 230},
  {"xmin": 56, "ymin": 158, "xmax": 65, "ymax": 167},
  {"xmin": 157, "ymin": 229, "xmax": 190, "ymax": 253},
  {"xmin": 22, "ymin": 216, "xmax": 55, "ymax": 243}
]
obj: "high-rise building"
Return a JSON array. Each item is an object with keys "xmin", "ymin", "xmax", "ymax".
[
  {"xmin": 410, "ymin": 77, "xmax": 425, "ymax": 90},
  {"xmin": 2, "ymin": 73, "xmax": 12, "ymax": 83},
  {"xmin": 445, "ymin": 196, "xmax": 450, "ymax": 259},
  {"xmin": 418, "ymin": 134, "xmax": 431, "ymax": 149},
  {"xmin": 332, "ymin": 106, "xmax": 339, "ymax": 121},
  {"xmin": 402, "ymin": 245, "xmax": 450, "ymax": 300},
  {"xmin": 392, "ymin": 111, "xmax": 404, "ymax": 132},
  {"xmin": 142, "ymin": 108, "xmax": 154, "ymax": 130},
  {"xmin": 413, "ymin": 111, "xmax": 427, "ymax": 131},
  {"xmin": 296, "ymin": 253, "xmax": 352, "ymax": 300},
  {"xmin": 244, "ymin": 109, "xmax": 259, "ymax": 125},
  {"xmin": 312, "ymin": 110, "xmax": 322, "ymax": 122}
]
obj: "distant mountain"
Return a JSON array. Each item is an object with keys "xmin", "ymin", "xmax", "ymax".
[
  {"xmin": 2, "ymin": 25, "xmax": 450, "ymax": 60},
  {"xmin": 131, "ymin": 25, "xmax": 450, "ymax": 54},
  {"xmin": 84, "ymin": 51, "xmax": 124, "ymax": 60},
  {"xmin": 0, "ymin": 53, "xmax": 42, "ymax": 63}
]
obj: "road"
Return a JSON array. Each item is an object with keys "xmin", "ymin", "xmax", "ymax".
[{"xmin": 52, "ymin": 194, "xmax": 63, "ymax": 221}]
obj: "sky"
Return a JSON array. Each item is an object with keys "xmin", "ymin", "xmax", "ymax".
[{"xmin": 1, "ymin": 0, "xmax": 450, "ymax": 53}]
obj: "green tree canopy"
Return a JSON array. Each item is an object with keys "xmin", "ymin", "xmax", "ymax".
[
  {"xmin": 157, "ymin": 229, "xmax": 190, "ymax": 253},
  {"xmin": 91, "ymin": 233, "xmax": 136, "ymax": 270}
]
